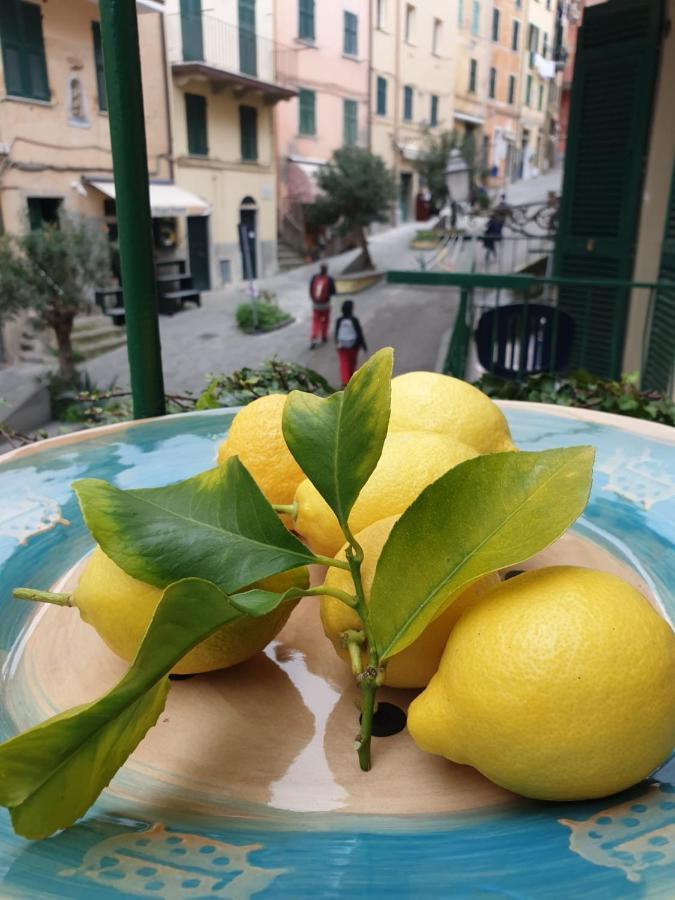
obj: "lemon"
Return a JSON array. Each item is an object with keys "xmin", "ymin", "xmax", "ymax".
[
  {"xmin": 408, "ymin": 566, "xmax": 675, "ymax": 801},
  {"xmin": 320, "ymin": 516, "xmax": 501, "ymax": 688},
  {"xmin": 217, "ymin": 394, "xmax": 304, "ymax": 509},
  {"xmin": 389, "ymin": 371, "xmax": 515, "ymax": 454},
  {"xmin": 294, "ymin": 431, "xmax": 477, "ymax": 557},
  {"xmin": 73, "ymin": 547, "xmax": 308, "ymax": 675}
]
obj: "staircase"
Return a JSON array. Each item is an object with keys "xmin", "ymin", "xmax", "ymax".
[
  {"xmin": 71, "ymin": 313, "xmax": 127, "ymax": 361},
  {"xmin": 277, "ymin": 240, "xmax": 306, "ymax": 273}
]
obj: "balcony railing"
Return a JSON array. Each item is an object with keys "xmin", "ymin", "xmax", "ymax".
[{"xmin": 165, "ymin": 13, "xmax": 296, "ymax": 92}]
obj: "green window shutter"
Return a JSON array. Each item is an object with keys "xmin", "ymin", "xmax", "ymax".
[
  {"xmin": 430, "ymin": 94, "xmax": 438, "ymax": 126},
  {"xmin": 489, "ymin": 67, "xmax": 496, "ymax": 99},
  {"xmin": 525, "ymin": 74, "xmax": 532, "ymax": 105},
  {"xmin": 180, "ymin": 0, "xmax": 203, "ymax": 61},
  {"xmin": 239, "ymin": 105, "xmax": 258, "ymax": 160},
  {"xmin": 508, "ymin": 74, "xmax": 516, "ymax": 103},
  {"xmin": 299, "ymin": 0, "xmax": 315, "ymax": 40},
  {"xmin": 92, "ymin": 22, "xmax": 107, "ymax": 112},
  {"xmin": 376, "ymin": 75, "xmax": 387, "ymax": 115},
  {"xmin": 185, "ymin": 92, "xmax": 208, "ymax": 156},
  {"xmin": 403, "ymin": 85, "xmax": 413, "ymax": 120},
  {"xmin": 512, "ymin": 20, "xmax": 519, "ymax": 51},
  {"xmin": 343, "ymin": 98, "xmax": 357, "ymax": 146},
  {"xmin": 469, "ymin": 59, "xmax": 477, "ymax": 93},
  {"xmin": 0, "ymin": 0, "xmax": 49, "ymax": 101},
  {"xmin": 492, "ymin": 8, "xmax": 499, "ymax": 41},
  {"xmin": 642, "ymin": 162, "xmax": 675, "ymax": 393},
  {"xmin": 538, "ymin": 83, "xmax": 543, "ymax": 110},
  {"xmin": 471, "ymin": 1, "xmax": 480, "ymax": 35},
  {"xmin": 554, "ymin": 0, "xmax": 663, "ymax": 379},
  {"xmin": 343, "ymin": 12, "xmax": 358, "ymax": 55},
  {"xmin": 298, "ymin": 88, "xmax": 316, "ymax": 134}
]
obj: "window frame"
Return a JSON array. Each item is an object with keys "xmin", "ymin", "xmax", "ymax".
[
  {"xmin": 0, "ymin": 0, "xmax": 50, "ymax": 102},
  {"xmin": 488, "ymin": 66, "xmax": 496, "ymax": 99},
  {"xmin": 376, "ymin": 75, "xmax": 387, "ymax": 115},
  {"xmin": 471, "ymin": 0, "xmax": 480, "ymax": 35},
  {"xmin": 430, "ymin": 93, "xmax": 439, "ymax": 127},
  {"xmin": 491, "ymin": 7, "xmax": 500, "ymax": 41},
  {"xmin": 298, "ymin": 87, "xmax": 316, "ymax": 135},
  {"xmin": 511, "ymin": 19, "xmax": 520, "ymax": 51},
  {"xmin": 525, "ymin": 73, "xmax": 532, "ymax": 106},
  {"xmin": 404, "ymin": 4, "xmax": 415, "ymax": 43},
  {"xmin": 469, "ymin": 58, "xmax": 477, "ymax": 94},
  {"xmin": 538, "ymin": 83, "xmax": 544, "ymax": 110},
  {"xmin": 432, "ymin": 17, "xmax": 442, "ymax": 55},
  {"xmin": 92, "ymin": 21, "xmax": 107, "ymax": 112},
  {"xmin": 508, "ymin": 74, "xmax": 516, "ymax": 104},
  {"xmin": 343, "ymin": 10, "xmax": 358, "ymax": 56},
  {"xmin": 403, "ymin": 84, "xmax": 413, "ymax": 121},
  {"xmin": 239, "ymin": 104, "xmax": 258, "ymax": 161},
  {"xmin": 185, "ymin": 92, "xmax": 208, "ymax": 156},
  {"xmin": 343, "ymin": 97, "xmax": 358, "ymax": 146},
  {"xmin": 298, "ymin": 0, "xmax": 315, "ymax": 42}
]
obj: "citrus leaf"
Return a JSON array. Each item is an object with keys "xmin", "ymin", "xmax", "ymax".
[
  {"xmin": 282, "ymin": 347, "xmax": 393, "ymax": 531},
  {"xmin": 230, "ymin": 586, "xmax": 304, "ymax": 617},
  {"xmin": 369, "ymin": 446, "xmax": 595, "ymax": 660},
  {"xmin": 0, "ymin": 578, "xmax": 245, "ymax": 839},
  {"xmin": 74, "ymin": 457, "xmax": 317, "ymax": 593}
]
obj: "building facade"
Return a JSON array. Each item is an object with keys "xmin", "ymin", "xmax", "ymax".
[
  {"xmin": 274, "ymin": 0, "xmax": 370, "ymax": 259},
  {"xmin": 484, "ymin": 0, "xmax": 524, "ymax": 185},
  {"xmin": 453, "ymin": 0, "xmax": 492, "ymax": 181},
  {"xmin": 371, "ymin": 0, "xmax": 457, "ymax": 223},
  {"xmin": 164, "ymin": 0, "xmax": 296, "ymax": 287}
]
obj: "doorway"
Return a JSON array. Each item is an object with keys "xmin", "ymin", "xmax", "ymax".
[
  {"xmin": 239, "ymin": 198, "xmax": 258, "ymax": 279},
  {"xmin": 399, "ymin": 172, "xmax": 412, "ymax": 223},
  {"xmin": 187, "ymin": 215, "xmax": 211, "ymax": 290}
]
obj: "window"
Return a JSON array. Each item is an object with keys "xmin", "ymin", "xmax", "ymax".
[
  {"xmin": 468, "ymin": 58, "xmax": 477, "ymax": 93},
  {"xmin": 511, "ymin": 20, "xmax": 520, "ymax": 51},
  {"xmin": 432, "ymin": 18, "xmax": 442, "ymax": 54},
  {"xmin": 343, "ymin": 11, "xmax": 358, "ymax": 55},
  {"xmin": 405, "ymin": 4, "xmax": 415, "ymax": 43},
  {"xmin": 491, "ymin": 8, "xmax": 500, "ymax": 41},
  {"xmin": 542, "ymin": 32, "xmax": 548, "ymax": 57},
  {"xmin": 528, "ymin": 23, "xmax": 539, "ymax": 64},
  {"xmin": 403, "ymin": 84, "xmax": 413, "ymax": 120},
  {"xmin": 458, "ymin": 0, "xmax": 464, "ymax": 26},
  {"xmin": 0, "ymin": 0, "xmax": 50, "ymax": 100},
  {"xmin": 376, "ymin": 75, "xmax": 387, "ymax": 115},
  {"xmin": 343, "ymin": 98, "xmax": 357, "ymax": 146},
  {"xmin": 239, "ymin": 105, "xmax": 258, "ymax": 160},
  {"xmin": 92, "ymin": 22, "xmax": 107, "ymax": 112},
  {"xmin": 471, "ymin": 1, "xmax": 480, "ymax": 35},
  {"xmin": 430, "ymin": 94, "xmax": 439, "ymax": 126},
  {"xmin": 27, "ymin": 197, "xmax": 61, "ymax": 231},
  {"xmin": 298, "ymin": 0, "xmax": 315, "ymax": 41},
  {"xmin": 298, "ymin": 88, "xmax": 316, "ymax": 134},
  {"xmin": 538, "ymin": 84, "xmax": 544, "ymax": 110},
  {"xmin": 376, "ymin": 0, "xmax": 386, "ymax": 29},
  {"xmin": 525, "ymin": 73, "xmax": 532, "ymax": 106},
  {"xmin": 488, "ymin": 66, "xmax": 496, "ymax": 99},
  {"xmin": 185, "ymin": 93, "xmax": 208, "ymax": 155},
  {"xmin": 508, "ymin": 74, "xmax": 516, "ymax": 104}
]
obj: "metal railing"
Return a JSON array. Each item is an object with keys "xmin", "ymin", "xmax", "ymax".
[
  {"xmin": 387, "ymin": 270, "xmax": 662, "ymax": 384},
  {"xmin": 164, "ymin": 13, "xmax": 296, "ymax": 88}
]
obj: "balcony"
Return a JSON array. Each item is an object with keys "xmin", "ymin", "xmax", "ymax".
[{"xmin": 165, "ymin": 13, "xmax": 296, "ymax": 103}]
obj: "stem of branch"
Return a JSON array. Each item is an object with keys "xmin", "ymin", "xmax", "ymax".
[
  {"xmin": 13, "ymin": 588, "xmax": 73, "ymax": 607},
  {"xmin": 272, "ymin": 501, "xmax": 298, "ymax": 519}
]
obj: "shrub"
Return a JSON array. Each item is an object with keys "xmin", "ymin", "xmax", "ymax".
[{"xmin": 236, "ymin": 292, "xmax": 292, "ymax": 333}]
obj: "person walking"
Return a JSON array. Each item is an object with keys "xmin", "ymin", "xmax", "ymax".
[
  {"xmin": 308, "ymin": 263, "xmax": 336, "ymax": 348},
  {"xmin": 335, "ymin": 300, "xmax": 367, "ymax": 386}
]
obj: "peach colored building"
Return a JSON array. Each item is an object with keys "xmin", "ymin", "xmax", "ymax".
[
  {"xmin": 484, "ymin": 0, "xmax": 523, "ymax": 185},
  {"xmin": 274, "ymin": 0, "xmax": 369, "ymax": 257}
]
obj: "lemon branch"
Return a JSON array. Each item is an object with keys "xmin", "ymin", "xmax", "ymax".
[
  {"xmin": 13, "ymin": 588, "xmax": 73, "ymax": 607},
  {"xmin": 272, "ymin": 501, "xmax": 298, "ymax": 519}
]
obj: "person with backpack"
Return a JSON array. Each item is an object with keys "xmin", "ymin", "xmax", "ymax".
[
  {"xmin": 308, "ymin": 263, "xmax": 336, "ymax": 348},
  {"xmin": 335, "ymin": 300, "xmax": 367, "ymax": 386}
]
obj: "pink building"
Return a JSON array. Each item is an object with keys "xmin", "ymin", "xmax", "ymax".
[{"xmin": 274, "ymin": 0, "xmax": 370, "ymax": 262}]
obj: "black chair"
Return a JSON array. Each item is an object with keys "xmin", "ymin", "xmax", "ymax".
[{"xmin": 475, "ymin": 303, "xmax": 575, "ymax": 379}]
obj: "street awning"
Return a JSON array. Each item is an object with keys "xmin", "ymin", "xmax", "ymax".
[
  {"xmin": 453, "ymin": 111, "xmax": 485, "ymax": 126},
  {"xmin": 88, "ymin": 180, "xmax": 210, "ymax": 217}
]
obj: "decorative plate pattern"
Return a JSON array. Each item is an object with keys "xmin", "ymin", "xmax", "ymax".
[{"xmin": 0, "ymin": 403, "xmax": 673, "ymax": 898}]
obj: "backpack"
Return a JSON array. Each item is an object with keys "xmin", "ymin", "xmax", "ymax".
[
  {"xmin": 336, "ymin": 317, "xmax": 358, "ymax": 349},
  {"xmin": 311, "ymin": 274, "xmax": 331, "ymax": 304}
]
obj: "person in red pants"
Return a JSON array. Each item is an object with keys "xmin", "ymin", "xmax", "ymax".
[
  {"xmin": 335, "ymin": 300, "xmax": 367, "ymax": 386},
  {"xmin": 308, "ymin": 264, "xmax": 336, "ymax": 348}
]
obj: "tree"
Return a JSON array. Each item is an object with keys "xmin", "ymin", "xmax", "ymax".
[
  {"xmin": 417, "ymin": 130, "xmax": 459, "ymax": 212},
  {"xmin": 308, "ymin": 147, "xmax": 396, "ymax": 272},
  {"xmin": 0, "ymin": 214, "xmax": 111, "ymax": 382}
]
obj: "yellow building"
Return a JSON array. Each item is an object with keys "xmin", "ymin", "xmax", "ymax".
[
  {"xmin": 370, "ymin": 0, "xmax": 456, "ymax": 222},
  {"xmin": 164, "ymin": 0, "xmax": 295, "ymax": 286},
  {"xmin": 516, "ymin": 0, "xmax": 558, "ymax": 178}
]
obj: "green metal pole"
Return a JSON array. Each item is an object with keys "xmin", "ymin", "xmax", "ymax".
[{"xmin": 99, "ymin": 0, "xmax": 166, "ymax": 418}]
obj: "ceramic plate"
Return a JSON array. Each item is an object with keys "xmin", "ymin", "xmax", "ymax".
[{"xmin": 0, "ymin": 403, "xmax": 673, "ymax": 898}]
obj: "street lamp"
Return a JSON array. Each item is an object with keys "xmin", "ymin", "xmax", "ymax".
[{"xmin": 444, "ymin": 149, "xmax": 472, "ymax": 204}]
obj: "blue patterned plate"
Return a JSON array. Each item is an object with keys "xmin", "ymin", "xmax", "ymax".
[{"xmin": 0, "ymin": 403, "xmax": 673, "ymax": 898}]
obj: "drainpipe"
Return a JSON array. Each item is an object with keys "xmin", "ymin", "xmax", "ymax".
[
  {"xmin": 367, "ymin": 0, "xmax": 373, "ymax": 152},
  {"xmin": 159, "ymin": 10, "xmax": 175, "ymax": 183},
  {"xmin": 392, "ymin": 0, "xmax": 401, "ymax": 226}
]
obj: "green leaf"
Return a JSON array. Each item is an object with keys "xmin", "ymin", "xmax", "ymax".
[
  {"xmin": 74, "ymin": 458, "xmax": 316, "ymax": 593},
  {"xmin": 230, "ymin": 586, "xmax": 303, "ymax": 617},
  {"xmin": 369, "ymin": 446, "xmax": 595, "ymax": 660},
  {"xmin": 282, "ymin": 347, "xmax": 393, "ymax": 531},
  {"xmin": 0, "ymin": 578, "xmax": 245, "ymax": 839}
]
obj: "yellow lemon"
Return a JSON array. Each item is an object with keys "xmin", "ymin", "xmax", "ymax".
[
  {"xmin": 389, "ymin": 371, "xmax": 515, "ymax": 454},
  {"xmin": 320, "ymin": 516, "xmax": 501, "ymax": 688},
  {"xmin": 73, "ymin": 547, "xmax": 308, "ymax": 674},
  {"xmin": 294, "ymin": 430, "xmax": 477, "ymax": 557},
  {"xmin": 408, "ymin": 566, "xmax": 675, "ymax": 801},
  {"xmin": 217, "ymin": 394, "xmax": 304, "ymax": 508}
]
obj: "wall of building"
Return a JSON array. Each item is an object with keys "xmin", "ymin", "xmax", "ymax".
[
  {"xmin": 371, "ymin": 0, "xmax": 456, "ymax": 223},
  {"xmin": 623, "ymin": 0, "xmax": 675, "ymax": 380},
  {"xmin": 484, "ymin": 0, "xmax": 523, "ymax": 185},
  {"xmin": 517, "ymin": 0, "xmax": 558, "ymax": 179},
  {"xmin": 274, "ymin": 0, "xmax": 370, "ymax": 245}
]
